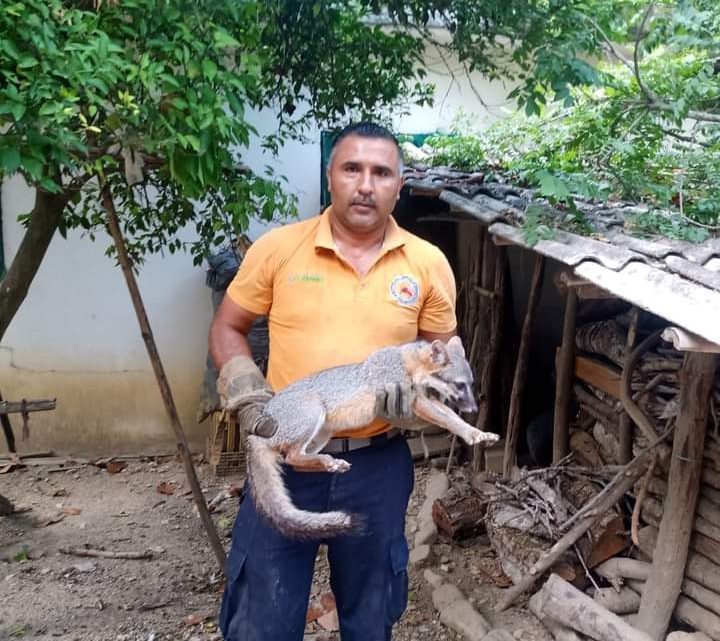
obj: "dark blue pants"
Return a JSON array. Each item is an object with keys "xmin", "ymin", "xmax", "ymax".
[{"xmin": 219, "ymin": 435, "xmax": 415, "ymax": 641}]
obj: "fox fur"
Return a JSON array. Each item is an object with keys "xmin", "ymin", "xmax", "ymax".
[{"xmin": 247, "ymin": 336, "xmax": 499, "ymax": 539}]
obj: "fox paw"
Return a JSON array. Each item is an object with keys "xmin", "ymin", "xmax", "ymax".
[
  {"xmin": 463, "ymin": 428, "xmax": 500, "ymax": 446},
  {"xmin": 329, "ymin": 459, "xmax": 352, "ymax": 473}
]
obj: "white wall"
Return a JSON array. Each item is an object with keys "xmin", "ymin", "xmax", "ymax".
[{"xmin": 0, "ymin": 50, "xmax": 515, "ymax": 455}]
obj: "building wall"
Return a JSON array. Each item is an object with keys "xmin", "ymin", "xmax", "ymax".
[{"xmin": 1, "ymin": 53, "xmax": 515, "ymax": 455}]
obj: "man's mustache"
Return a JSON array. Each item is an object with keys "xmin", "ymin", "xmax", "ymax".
[{"xmin": 351, "ymin": 198, "xmax": 376, "ymax": 207}]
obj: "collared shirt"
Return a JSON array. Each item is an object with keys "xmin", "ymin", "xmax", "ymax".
[{"xmin": 226, "ymin": 208, "xmax": 457, "ymax": 438}]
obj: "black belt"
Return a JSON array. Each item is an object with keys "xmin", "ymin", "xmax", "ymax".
[{"xmin": 321, "ymin": 428, "xmax": 401, "ymax": 454}]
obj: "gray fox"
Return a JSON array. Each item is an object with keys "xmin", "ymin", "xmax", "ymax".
[{"xmin": 246, "ymin": 336, "xmax": 499, "ymax": 539}]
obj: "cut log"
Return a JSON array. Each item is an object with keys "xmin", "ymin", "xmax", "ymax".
[
  {"xmin": 593, "ymin": 586, "xmax": 642, "ymax": 614},
  {"xmin": 553, "ymin": 288, "xmax": 578, "ymax": 463},
  {"xmin": 599, "ymin": 555, "xmax": 720, "ymax": 619},
  {"xmin": 637, "ymin": 526, "xmax": 720, "ymax": 598},
  {"xmin": 629, "ymin": 580, "xmax": 720, "ymax": 640},
  {"xmin": 636, "ymin": 353, "xmax": 716, "ymax": 640},
  {"xmin": 528, "ymin": 591, "xmax": 584, "ymax": 641},
  {"xmin": 575, "ymin": 320, "xmax": 627, "ymax": 367},
  {"xmin": 643, "ymin": 495, "xmax": 720, "ymax": 542},
  {"xmin": 432, "ymin": 486, "xmax": 486, "ymax": 539},
  {"xmin": 574, "ymin": 384, "xmax": 620, "ymax": 422},
  {"xmin": 645, "ymin": 477, "xmax": 720, "ymax": 530},
  {"xmin": 503, "ymin": 254, "xmax": 545, "ymax": 477},
  {"xmin": 531, "ymin": 574, "xmax": 654, "ymax": 641}
]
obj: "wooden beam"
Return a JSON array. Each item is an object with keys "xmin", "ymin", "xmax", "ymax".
[
  {"xmin": 503, "ymin": 254, "xmax": 545, "ymax": 477},
  {"xmin": 0, "ymin": 399, "xmax": 56, "ymax": 415},
  {"xmin": 574, "ymin": 355, "xmax": 622, "ymax": 399},
  {"xmin": 553, "ymin": 288, "xmax": 577, "ymax": 462},
  {"xmin": 554, "ymin": 271, "xmax": 615, "ymax": 300},
  {"xmin": 635, "ymin": 352, "xmax": 718, "ymax": 640}
]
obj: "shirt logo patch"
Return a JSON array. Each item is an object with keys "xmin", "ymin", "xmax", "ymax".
[
  {"xmin": 288, "ymin": 273, "xmax": 324, "ymax": 284},
  {"xmin": 389, "ymin": 275, "xmax": 419, "ymax": 306}
]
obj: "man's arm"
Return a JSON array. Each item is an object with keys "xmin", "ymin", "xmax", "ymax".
[
  {"xmin": 209, "ymin": 296, "xmax": 260, "ymax": 369},
  {"xmin": 209, "ymin": 296, "xmax": 277, "ymax": 437}
]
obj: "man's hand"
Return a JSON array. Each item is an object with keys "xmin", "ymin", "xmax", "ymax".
[
  {"xmin": 217, "ymin": 355, "xmax": 278, "ymax": 438},
  {"xmin": 375, "ymin": 382, "xmax": 417, "ymax": 422}
]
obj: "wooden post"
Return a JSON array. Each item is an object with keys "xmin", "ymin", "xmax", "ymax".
[
  {"xmin": 472, "ymin": 230, "xmax": 495, "ymax": 472},
  {"xmin": 552, "ymin": 287, "xmax": 577, "ymax": 463},
  {"xmin": 618, "ymin": 308, "xmax": 640, "ymax": 463},
  {"xmin": 0, "ymin": 391, "xmax": 16, "ymax": 453},
  {"xmin": 635, "ymin": 351, "xmax": 717, "ymax": 640},
  {"xmin": 503, "ymin": 254, "xmax": 545, "ymax": 478},
  {"xmin": 99, "ymin": 182, "xmax": 226, "ymax": 572},
  {"xmin": 474, "ymin": 245, "xmax": 506, "ymax": 472}
]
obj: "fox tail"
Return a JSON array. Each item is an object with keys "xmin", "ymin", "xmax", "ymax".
[{"xmin": 246, "ymin": 436, "xmax": 358, "ymax": 539}]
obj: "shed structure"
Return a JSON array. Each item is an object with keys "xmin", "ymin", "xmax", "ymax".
[{"xmin": 402, "ymin": 165, "xmax": 720, "ymax": 641}]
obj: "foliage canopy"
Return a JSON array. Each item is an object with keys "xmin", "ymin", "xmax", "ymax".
[{"xmin": 421, "ymin": 0, "xmax": 720, "ymax": 242}]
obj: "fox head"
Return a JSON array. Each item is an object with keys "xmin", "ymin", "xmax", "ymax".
[{"xmin": 419, "ymin": 336, "xmax": 478, "ymax": 414}]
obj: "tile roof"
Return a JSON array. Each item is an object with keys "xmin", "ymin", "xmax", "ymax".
[{"xmin": 404, "ymin": 167, "xmax": 720, "ymax": 346}]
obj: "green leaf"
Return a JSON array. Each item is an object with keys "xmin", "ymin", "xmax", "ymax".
[
  {"xmin": 213, "ymin": 29, "xmax": 240, "ymax": 49},
  {"xmin": 0, "ymin": 147, "xmax": 21, "ymax": 173},
  {"xmin": 536, "ymin": 170, "xmax": 571, "ymax": 202},
  {"xmin": 186, "ymin": 134, "xmax": 201, "ymax": 151},
  {"xmin": 17, "ymin": 56, "xmax": 38, "ymax": 69},
  {"xmin": 10, "ymin": 102, "xmax": 25, "ymax": 120},
  {"xmin": 201, "ymin": 59, "xmax": 218, "ymax": 80}
]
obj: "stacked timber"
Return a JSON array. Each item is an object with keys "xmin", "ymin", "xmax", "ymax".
[{"xmin": 520, "ymin": 312, "xmax": 720, "ymax": 640}]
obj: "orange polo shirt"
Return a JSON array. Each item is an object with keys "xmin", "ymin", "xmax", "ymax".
[{"xmin": 226, "ymin": 208, "xmax": 457, "ymax": 438}]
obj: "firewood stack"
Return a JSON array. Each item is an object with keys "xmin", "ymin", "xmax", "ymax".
[
  {"xmin": 465, "ymin": 307, "xmax": 718, "ymax": 640},
  {"xmin": 525, "ymin": 312, "xmax": 720, "ymax": 640}
]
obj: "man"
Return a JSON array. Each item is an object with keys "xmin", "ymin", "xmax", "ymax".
[{"xmin": 210, "ymin": 122, "xmax": 457, "ymax": 641}]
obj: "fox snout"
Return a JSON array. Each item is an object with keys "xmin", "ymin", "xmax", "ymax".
[{"xmin": 454, "ymin": 389, "xmax": 478, "ymax": 415}]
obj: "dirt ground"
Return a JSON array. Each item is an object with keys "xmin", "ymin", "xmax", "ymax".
[{"xmin": 0, "ymin": 455, "xmax": 548, "ymax": 641}]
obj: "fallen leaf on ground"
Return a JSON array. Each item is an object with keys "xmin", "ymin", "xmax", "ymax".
[
  {"xmin": 156, "ymin": 481, "xmax": 176, "ymax": 495},
  {"xmin": 106, "ymin": 460, "xmax": 128, "ymax": 474}
]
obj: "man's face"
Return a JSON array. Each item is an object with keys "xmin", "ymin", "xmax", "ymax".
[{"xmin": 326, "ymin": 135, "xmax": 404, "ymax": 234}]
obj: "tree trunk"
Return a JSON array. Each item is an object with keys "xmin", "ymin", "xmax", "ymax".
[{"xmin": 0, "ymin": 187, "xmax": 69, "ymax": 342}]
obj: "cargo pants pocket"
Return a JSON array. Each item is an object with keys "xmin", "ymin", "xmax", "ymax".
[{"xmin": 386, "ymin": 536, "xmax": 410, "ymax": 627}]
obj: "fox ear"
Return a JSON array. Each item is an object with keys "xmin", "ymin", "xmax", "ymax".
[
  {"xmin": 448, "ymin": 335, "xmax": 465, "ymax": 356},
  {"xmin": 430, "ymin": 340, "xmax": 449, "ymax": 366}
]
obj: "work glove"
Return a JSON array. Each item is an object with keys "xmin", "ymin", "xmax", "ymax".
[
  {"xmin": 375, "ymin": 381, "xmax": 418, "ymax": 422},
  {"xmin": 216, "ymin": 355, "xmax": 278, "ymax": 438}
]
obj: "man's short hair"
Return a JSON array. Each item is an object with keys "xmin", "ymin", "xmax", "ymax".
[{"xmin": 329, "ymin": 121, "xmax": 404, "ymax": 172}]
